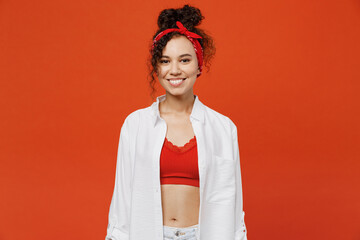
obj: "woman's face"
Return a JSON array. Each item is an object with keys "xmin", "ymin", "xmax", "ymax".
[{"xmin": 157, "ymin": 35, "xmax": 200, "ymax": 97}]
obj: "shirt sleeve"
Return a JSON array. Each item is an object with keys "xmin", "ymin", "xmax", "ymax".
[
  {"xmin": 105, "ymin": 118, "xmax": 132, "ymax": 240},
  {"xmin": 232, "ymin": 124, "xmax": 248, "ymax": 240}
]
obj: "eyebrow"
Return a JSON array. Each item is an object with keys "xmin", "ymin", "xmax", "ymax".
[{"xmin": 161, "ymin": 54, "xmax": 193, "ymax": 58}]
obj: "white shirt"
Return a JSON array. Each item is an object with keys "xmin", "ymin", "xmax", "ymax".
[{"xmin": 106, "ymin": 94, "xmax": 247, "ymax": 240}]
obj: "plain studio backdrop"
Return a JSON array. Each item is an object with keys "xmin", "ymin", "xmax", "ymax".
[{"xmin": 0, "ymin": 0, "xmax": 359, "ymax": 239}]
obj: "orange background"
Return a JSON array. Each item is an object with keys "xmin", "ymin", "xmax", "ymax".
[{"xmin": 1, "ymin": 0, "xmax": 359, "ymax": 239}]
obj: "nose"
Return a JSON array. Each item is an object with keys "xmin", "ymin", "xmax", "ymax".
[{"xmin": 169, "ymin": 61, "xmax": 181, "ymax": 75}]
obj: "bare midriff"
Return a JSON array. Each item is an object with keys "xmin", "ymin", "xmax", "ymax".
[{"xmin": 161, "ymin": 184, "xmax": 200, "ymax": 227}]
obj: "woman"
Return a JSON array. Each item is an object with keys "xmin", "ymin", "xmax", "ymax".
[{"xmin": 106, "ymin": 5, "xmax": 247, "ymax": 240}]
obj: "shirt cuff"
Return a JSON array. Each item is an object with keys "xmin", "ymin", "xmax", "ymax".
[
  {"xmin": 105, "ymin": 224, "xmax": 129, "ymax": 240},
  {"xmin": 235, "ymin": 211, "xmax": 247, "ymax": 240}
]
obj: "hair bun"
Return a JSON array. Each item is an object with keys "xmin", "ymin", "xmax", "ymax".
[{"xmin": 157, "ymin": 5, "xmax": 204, "ymax": 30}]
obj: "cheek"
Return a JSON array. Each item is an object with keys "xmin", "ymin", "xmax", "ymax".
[
  {"xmin": 156, "ymin": 69, "xmax": 162, "ymax": 77},
  {"xmin": 156, "ymin": 66, "xmax": 163, "ymax": 77},
  {"xmin": 157, "ymin": 65, "xmax": 168, "ymax": 77},
  {"xmin": 185, "ymin": 63, "xmax": 199, "ymax": 75}
]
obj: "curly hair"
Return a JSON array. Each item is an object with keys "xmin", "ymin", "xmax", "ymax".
[{"xmin": 147, "ymin": 4, "xmax": 216, "ymax": 100}]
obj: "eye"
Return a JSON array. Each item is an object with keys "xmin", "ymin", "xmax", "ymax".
[
  {"xmin": 181, "ymin": 58, "xmax": 191, "ymax": 63},
  {"xmin": 159, "ymin": 59, "xmax": 169, "ymax": 64}
]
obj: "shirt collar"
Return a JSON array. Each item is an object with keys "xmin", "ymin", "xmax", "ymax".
[{"xmin": 151, "ymin": 94, "xmax": 205, "ymax": 127}]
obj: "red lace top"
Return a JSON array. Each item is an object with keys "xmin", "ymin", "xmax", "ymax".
[{"xmin": 160, "ymin": 136, "xmax": 199, "ymax": 187}]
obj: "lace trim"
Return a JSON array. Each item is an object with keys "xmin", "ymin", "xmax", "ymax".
[{"xmin": 164, "ymin": 136, "xmax": 197, "ymax": 153}]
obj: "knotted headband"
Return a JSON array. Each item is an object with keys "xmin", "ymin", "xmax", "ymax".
[{"xmin": 152, "ymin": 21, "xmax": 204, "ymax": 76}]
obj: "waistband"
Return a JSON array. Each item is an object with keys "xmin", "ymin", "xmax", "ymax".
[{"xmin": 163, "ymin": 224, "xmax": 199, "ymax": 239}]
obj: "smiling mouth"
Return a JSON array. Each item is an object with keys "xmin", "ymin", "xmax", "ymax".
[{"xmin": 167, "ymin": 78, "xmax": 186, "ymax": 86}]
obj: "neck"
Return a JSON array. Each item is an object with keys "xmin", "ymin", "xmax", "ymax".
[{"xmin": 160, "ymin": 92, "xmax": 196, "ymax": 115}]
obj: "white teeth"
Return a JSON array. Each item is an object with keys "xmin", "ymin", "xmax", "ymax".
[{"xmin": 169, "ymin": 79, "xmax": 184, "ymax": 84}]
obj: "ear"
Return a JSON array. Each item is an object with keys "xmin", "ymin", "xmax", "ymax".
[{"xmin": 197, "ymin": 68, "xmax": 200, "ymax": 75}]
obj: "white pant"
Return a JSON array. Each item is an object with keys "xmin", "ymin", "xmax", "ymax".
[{"xmin": 163, "ymin": 224, "xmax": 199, "ymax": 240}]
